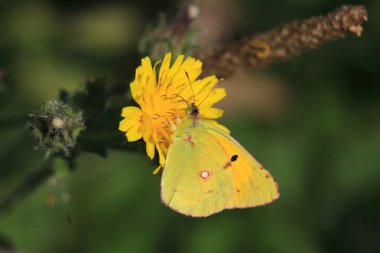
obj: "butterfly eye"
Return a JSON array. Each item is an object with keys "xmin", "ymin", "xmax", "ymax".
[{"xmin": 190, "ymin": 104, "xmax": 199, "ymax": 117}]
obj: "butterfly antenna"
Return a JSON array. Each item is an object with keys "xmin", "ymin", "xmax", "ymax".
[
  {"xmin": 172, "ymin": 94, "xmax": 190, "ymax": 107},
  {"xmin": 185, "ymin": 71, "xmax": 196, "ymax": 104},
  {"xmin": 197, "ymin": 78, "xmax": 224, "ymax": 107}
]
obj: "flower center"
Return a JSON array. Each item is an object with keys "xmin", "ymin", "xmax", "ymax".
[{"xmin": 141, "ymin": 96, "xmax": 186, "ymax": 143}]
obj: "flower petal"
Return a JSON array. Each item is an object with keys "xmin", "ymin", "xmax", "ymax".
[
  {"xmin": 119, "ymin": 119, "xmax": 134, "ymax": 132},
  {"xmin": 121, "ymin": 106, "xmax": 142, "ymax": 119},
  {"xmin": 146, "ymin": 142, "xmax": 155, "ymax": 160},
  {"xmin": 169, "ymin": 55, "xmax": 184, "ymax": 77},
  {"xmin": 119, "ymin": 107, "xmax": 142, "ymax": 132},
  {"xmin": 200, "ymin": 107, "xmax": 224, "ymax": 119},
  {"xmin": 157, "ymin": 144, "xmax": 166, "ymax": 166},
  {"xmin": 199, "ymin": 88, "xmax": 226, "ymax": 107},
  {"xmin": 125, "ymin": 125, "xmax": 143, "ymax": 141},
  {"xmin": 131, "ymin": 67, "xmax": 143, "ymax": 103},
  {"xmin": 180, "ymin": 58, "xmax": 202, "ymax": 82},
  {"xmin": 141, "ymin": 57, "xmax": 157, "ymax": 98},
  {"xmin": 189, "ymin": 76, "xmax": 218, "ymax": 102},
  {"xmin": 159, "ymin": 53, "xmax": 172, "ymax": 82},
  {"xmin": 152, "ymin": 165, "xmax": 162, "ymax": 174},
  {"xmin": 141, "ymin": 57, "xmax": 153, "ymax": 77}
]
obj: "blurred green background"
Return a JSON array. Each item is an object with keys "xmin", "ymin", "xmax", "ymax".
[{"xmin": 0, "ymin": 0, "xmax": 379, "ymax": 252}]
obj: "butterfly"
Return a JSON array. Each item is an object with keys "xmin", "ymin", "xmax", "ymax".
[{"xmin": 161, "ymin": 101, "xmax": 279, "ymax": 217}]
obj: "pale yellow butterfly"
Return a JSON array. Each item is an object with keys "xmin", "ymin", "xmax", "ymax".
[{"xmin": 160, "ymin": 77, "xmax": 279, "ymax": 217}]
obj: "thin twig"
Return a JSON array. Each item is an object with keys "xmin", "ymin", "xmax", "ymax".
[{"xmin": 198, "ymin": 5, "xmax": 368, "ymax": 78}]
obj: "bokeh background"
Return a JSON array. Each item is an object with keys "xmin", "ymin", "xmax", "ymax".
[{"xmin": 1, "ymin": 0, "xmax": 379, "ymax": 252}]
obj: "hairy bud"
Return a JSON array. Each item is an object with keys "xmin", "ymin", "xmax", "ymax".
[{"xmin": 27, "ymin": 100, "xmax": 85, "ymax": 158}]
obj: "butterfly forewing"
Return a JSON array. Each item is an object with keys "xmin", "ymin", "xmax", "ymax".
[{"xmin": 201, "ymin": 121, "xmax": 279, "ymax": 208}]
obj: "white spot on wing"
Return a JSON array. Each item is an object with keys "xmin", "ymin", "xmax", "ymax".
[{"xmin": 200, "ymin": 171, "xmax": 210, "ymax": 179}]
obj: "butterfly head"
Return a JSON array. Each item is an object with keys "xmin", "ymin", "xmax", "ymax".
[{"xmin": 187, "ymin": 102, "xmax": 200, "ymax": 119}]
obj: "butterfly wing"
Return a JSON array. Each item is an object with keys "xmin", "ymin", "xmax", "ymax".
[
  {"xmin": 161, "ymin": 120, "xmax": 234, "ymax": 217},
  {"xmin": 201, "ymin": 121, "xmax": 280, "ymax": 209}
]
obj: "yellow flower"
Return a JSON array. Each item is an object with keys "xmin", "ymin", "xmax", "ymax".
[{"xmin": 119, "ymin": 53, "xmax": 227, "ymax": 171}]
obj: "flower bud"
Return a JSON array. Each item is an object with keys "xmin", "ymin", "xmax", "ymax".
[{"xmin": 27, "ymin": 100, "xmax": 85, "ymax": 158}]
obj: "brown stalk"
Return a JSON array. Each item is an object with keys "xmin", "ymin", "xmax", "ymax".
[{"xmin": 198, "ymin": 5, "xmax": 368, "ymax": 78}]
